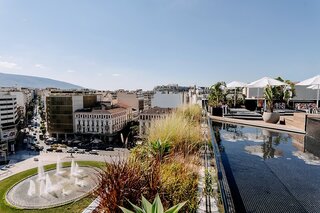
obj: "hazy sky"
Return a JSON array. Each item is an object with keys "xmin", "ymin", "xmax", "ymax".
[{"xmin": 0, "ymin": 0, "xmax": 319, "ymax": 90}]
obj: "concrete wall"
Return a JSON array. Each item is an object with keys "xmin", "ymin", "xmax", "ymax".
[
  {"xmin": 117, "ymin": 92, "xmax": 141, "ymax": 111},
  {"xmin": 151, "ymin": 92, "xmax": 185, "ymax": 108}
]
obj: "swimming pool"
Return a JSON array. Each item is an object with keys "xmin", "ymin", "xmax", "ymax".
[{"xmin": 212, "ymin": 121, "xmax": 320, "ymax": 213}]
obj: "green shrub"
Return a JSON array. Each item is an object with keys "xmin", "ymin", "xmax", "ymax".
[{"xmin": 160, "ymin": 161, "xmax": 199, "ymax": 212}]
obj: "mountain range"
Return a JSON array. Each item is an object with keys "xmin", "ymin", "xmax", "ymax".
[{"xmin": 0, "ymin": 72, "xmax": 83, "ymax": 89}]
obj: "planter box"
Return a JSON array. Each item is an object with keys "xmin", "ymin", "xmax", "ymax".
[{"xmin": 210, "ymin": 107, "xmax": 223, "ymax": 116}]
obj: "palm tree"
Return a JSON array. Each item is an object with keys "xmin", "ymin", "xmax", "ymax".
[{"xmin": 208, "ymin": 82, "xmax": 226, "ymax": 107}]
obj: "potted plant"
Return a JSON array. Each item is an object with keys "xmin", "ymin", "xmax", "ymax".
[
  {"xmin": 208, "ymin": 82, "xmax": 226, "ymax": 116},
  {"xmin": 263, "ymin": 85, "xmax": 280, "ymax": 123}
]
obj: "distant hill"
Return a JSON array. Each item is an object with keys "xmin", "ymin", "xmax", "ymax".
[{"xmin": 0, "ymin": 72, "xmax": 83, "ymax": 89}]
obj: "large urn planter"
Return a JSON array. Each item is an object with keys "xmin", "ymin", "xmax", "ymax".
[{"xmin": 262, "ymin": 112, "xmax": 280, "ymax": 124}]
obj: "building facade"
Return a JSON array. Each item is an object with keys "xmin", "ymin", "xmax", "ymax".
[
  {"xmin": 0, "ymin": 94, "xmax": 18, "ymax": 155},
  {"xmin": 74, "ymin": 106, "xmax": 132, "ymax": 135},
  {"xmin": 46, "ymin": 92, "xmax": 98, "ymax": 137},
  {"xmin": 117, "ymin": 90, "xmax": 144, "ymax": 111}
]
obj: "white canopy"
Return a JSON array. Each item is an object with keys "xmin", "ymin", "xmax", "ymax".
[
  {"xmin": 226, "ymin": 81, "xmax": 247, "ymax": 107},
  {"xmin": 307, "ymin": 85, "xmax": 320, "ymax": 90},
  {"xmin": 296, "ymin": 75, "xmax": 320, "ymax": 86},
  {"xmin": 297, "ymin": 75, "xmax": 320, "ymax": 108},
  {"xmin": 247, "ymin": 77, "xmax": 288, "ymax": 88},
  {"xmin": 226, "ymin": 81, "xmax": 247, "ymax": 89}
]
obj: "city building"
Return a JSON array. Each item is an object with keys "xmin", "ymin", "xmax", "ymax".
[
  {"xmin": 0, "ymin": 87, "xmax": 34, "ymax": 118},
  {"xmin": 45, "ymin": 91, "xmax": 98, "ymax": 138},
  {"xmin": 151, "ymin": 91, "xmax": 188, "ymax": 108},
  {"xmin": 143, "ymin": 91, "xmax": 154, "ymax": 110},
  {"xmin": 74, "ymin": 104, "xmax": 132, "ymax": 136},
  {"xmin": 0, "ymin": 94, "xmax": 19, "ymax": 155},
  {"xmin": 139, "ymin": 107, "xmax": 172, "ymax": 136},
  {"xmin": 117, "ymin": 90, "xmax": 144, "ymax": 112}
]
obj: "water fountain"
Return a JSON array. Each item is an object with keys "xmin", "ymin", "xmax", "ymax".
[
  {"xmin": 27, "ymin": 180, "xmax": 36, "ymax": 196},
  {"xmin": 55, "ymin": 156, "xmax": 65, "ymax": 175},
  {"xmin": 39, "ymin": 179, "xmax": 46, "ymax": 197},
  {"xmin": 70, "ymin": 160, "xmax": 83, "ymax": 177},
  {"xmin": 75, "ymin": 177, "xmax": 87, "ymax": 187},
  {"xmin": 70, "ymin": 159, "xmax": 75, "ymax": 176},
  {"xmin": 37, "ymin": 161, "xmax": 45, "ymax": 181},
  {"xmin": 6, "ymin": 157, "xmax": 98, "ymax": 209},
  {"xmin": 45, "ymin": 174, "xmax": 53, "ymax": 194}
]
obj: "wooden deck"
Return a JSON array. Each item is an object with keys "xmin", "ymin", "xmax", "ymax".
[{"xmin": 209, "ymin": 114, "xmax": 306, "ymax": 134}]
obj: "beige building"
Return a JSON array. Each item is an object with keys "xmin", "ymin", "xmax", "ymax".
[
  {"xmin": 117, "ymin": 90, "xmax": 144, "ymax": 111},
  {"xmin": 74, "ymin": 105, "xmax": 132, "ymax": 135},
  {"xmin": 139, "ymin": 107, "xmax": 172, "ymax": 136}
]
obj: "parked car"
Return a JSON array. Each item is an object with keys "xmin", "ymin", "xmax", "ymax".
[
  {"xmin": 67, "ymin": 149, "xmax": 75, "ymax": 153},
  {"xmin": 89, "ymin": 150, "xmax": 99, "ymax": 155},
  {"xmin": 85, "ymin": 148, "xmax": 92, "ymax": 152},
  {"xmin": 76, "ymin": 150, "xmax": 85, "ymax": 154},
  {"xmin": 36, "ymin": 146, "xmax": 44, "ymax": 151},
  {"xmin": 46, "ymin": 148, "xmax": 53, "ymax": 152},
  {"xmin": 56, "ymin": 149, "xmax": 63, "ymax": 153},
  {"xmin": 105, "ymin": 147, "xmax": 114, "ymax": 151}
]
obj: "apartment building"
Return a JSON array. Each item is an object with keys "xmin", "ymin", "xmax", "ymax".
[
  {"xmin": 139, "ymin": 107, "xmax": 172, "ymax": 136},
  {"xmin": 0, "ymin": 94, "xmax": 19, "ymax": 154},
  {"xmin": 0, "ymin": 87, "xmax": 34, "ymax": 117},
  {"xmin": 74, "ymin": 104, "xmax": 132, "ymax": 135}
]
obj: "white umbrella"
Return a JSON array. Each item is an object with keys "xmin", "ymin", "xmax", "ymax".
[
  {"xmin": 307, "ymin": 85, "xmax": 319, "ymax": 90},
  {"xmin": 297, "ymin": 75, "xmax": 320, "ymax": 107},
  {"xmin": 247, "ymin": 77, "xmax": 288, "ymax": 88},
  {"xmin": 247, "ymin": 77, "xmax": 287, "ymax": 110},
  {"xmin": 226, "ymin": 81, "xmax": 247, "ymax": 107}
]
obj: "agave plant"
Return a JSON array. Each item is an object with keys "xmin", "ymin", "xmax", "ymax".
[
  {"xmin": 119, "ymin": 194, "xmax": 186, "ymax": 213},
  {"xmin": 149, "ymin": 139, "xmax": 171, "ymax": 162},
  {"xmin": 264, "ymin": 85, "xmax": 274, "ymax": 112}
]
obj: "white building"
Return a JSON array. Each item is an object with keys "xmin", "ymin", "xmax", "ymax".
[
  {"xmin": 151, "ymin": 91, "xmax": 188, "ymax": 108},
  {"xmin": 74, "ymin": 106, "xmax": 132, "ymax": 135},
  {"xmin": 0, "ymin": 88, "xmax": 34, "ymax": 117},
  {"xmin": 0, "ymin": 94, "xmax": 18, "ymax": 154}
]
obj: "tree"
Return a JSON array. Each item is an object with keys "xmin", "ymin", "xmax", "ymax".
[
  {"xmin": 274, "ymin": 77, "xmax": 296, "ymax": 105},
  {"xmin": 208, "ymin": 82, "xmax": 226, "ymax": 107}
]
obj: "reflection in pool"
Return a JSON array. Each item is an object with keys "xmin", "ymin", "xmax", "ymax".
[{"xmin": 212, "ymin": 121, "xmax": 320, "ymax": 213}]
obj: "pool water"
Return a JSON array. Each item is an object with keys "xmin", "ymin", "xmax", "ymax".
[{"xmin": 212, "ymin": 122, "xmax": 320, "ymax": 213}]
